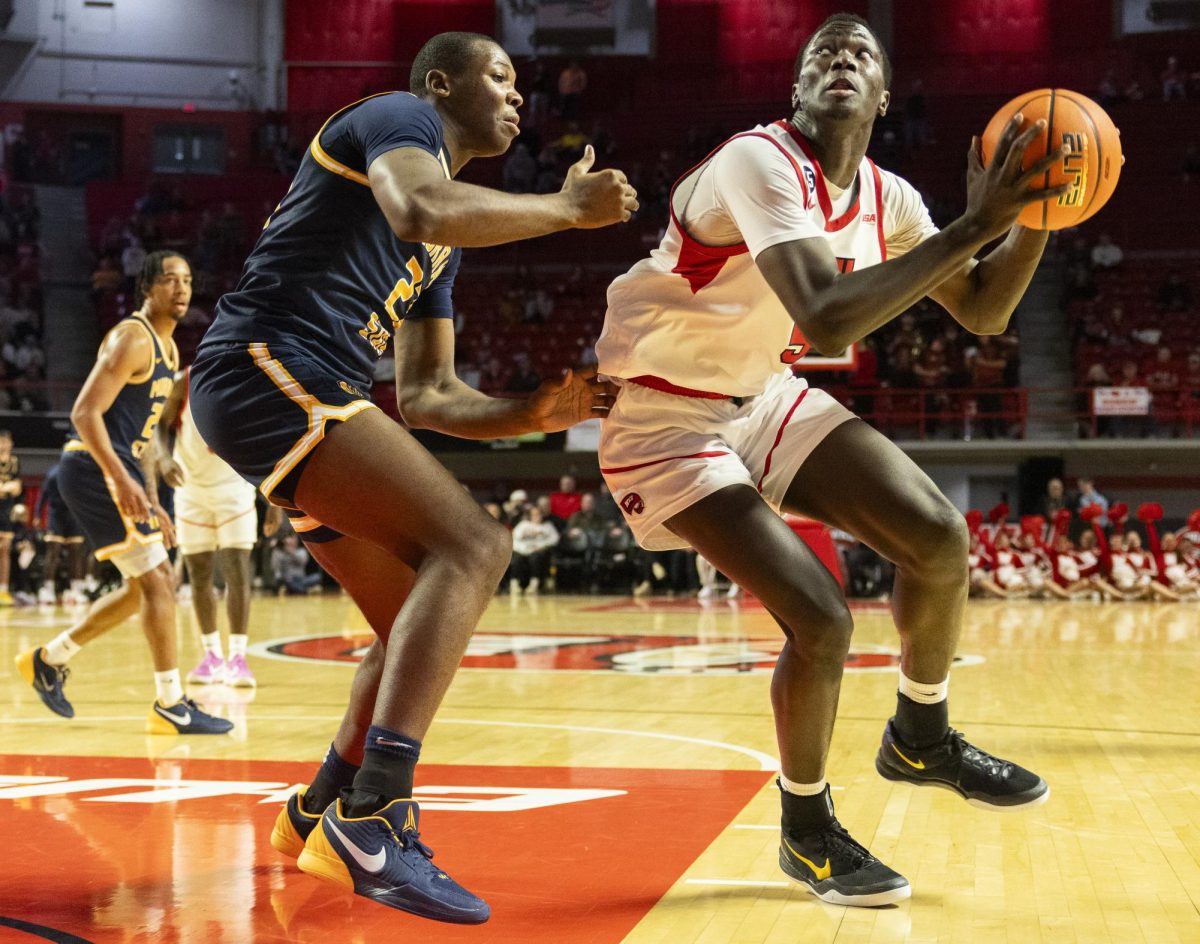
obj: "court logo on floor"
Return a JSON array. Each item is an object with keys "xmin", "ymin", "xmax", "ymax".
[{"xmin": 257, "ymin": 633, "xmax": 984, "ymax": 673}]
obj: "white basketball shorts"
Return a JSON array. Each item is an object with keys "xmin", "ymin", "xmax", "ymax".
[
  {"xmin": 599, "ymin": 371, "xmax": 854, "ymax": 551},
  {"xmin": 175, "ymin": 478, "xmax": 259, "ymax": 555}
]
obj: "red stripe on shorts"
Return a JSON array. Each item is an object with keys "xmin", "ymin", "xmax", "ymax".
[
  {"xmin": 600, "ymin": 450, "xmax": 731, "ymax": 476},
  {"xmin": 755, "ymin": 388, "xmax": 810, "ymax": 492},
  {"xmin": 628, "ymin": 375, "xmax": 733, "ymax": 399}
]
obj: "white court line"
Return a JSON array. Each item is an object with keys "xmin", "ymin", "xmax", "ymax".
[
  {"xmin": 1, "ymin": 714, "xmax": 780, "ymax": 771},
  {"xmin": 686, "ymin": 879, "xmax": 791, "ymax": 888}
]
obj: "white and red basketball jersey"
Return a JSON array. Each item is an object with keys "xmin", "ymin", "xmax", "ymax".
[
  {"xmin": 174, "ymin": 370, "xmax": 244, "ymax": 490},
  {"xmin": 596, "ymin": 120, "xmax": 937, "ymax": 397}
]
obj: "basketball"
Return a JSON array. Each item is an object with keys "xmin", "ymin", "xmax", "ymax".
[{"xmin": 981, "ymin": 89, "xmax": 1122, "ymax": 230}]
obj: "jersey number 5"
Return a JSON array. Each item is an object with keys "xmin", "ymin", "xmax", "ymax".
[{"xmin": 778, "ymin": 257, "xmax": 855, "ymax": 365}]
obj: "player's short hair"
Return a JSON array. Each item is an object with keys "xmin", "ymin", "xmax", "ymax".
[
  {"xmin": 409, "ymin": 32, "xmax": 496, "ymax": 96},
  {"xmin": 135, "ymin": 250, "xmax": 188, "ymax": 305},
  {"xmin": 795, "ymin": 13, "xmax": 891, "ymax": 88},
  {"xmin": 0, "ymin": 430, "xmax": 11, "ymax": 441}
]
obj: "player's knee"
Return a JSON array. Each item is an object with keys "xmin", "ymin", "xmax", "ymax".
[
  {"xmin": 906, "ymin": 500, "xmax": 970, "ymax": 572},
  {"xmin": 475, "ymin": 518, "xmax": 513, "ymax": 581},
  {"xmin": 135, "ymin": 561, "xmax": 175, "ymax": 601},
  {"xmin": 789, "ymin": 596, "xmax": 853, "ymax": 664}
]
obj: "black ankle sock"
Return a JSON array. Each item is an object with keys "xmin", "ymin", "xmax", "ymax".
[
  {"xmin": 894, "ymin": 692, "xmax": 949, "ymax": 749},
  {"xmin": 342, "ymin": 725, "xmax": 421, "ymax": 818},
  {"xmin": 779, "ymin": 782, "xmax": 834, "ymax": 837},
  {"xmin": 303, "ymin": 743, "xmax": 359, "ymax": 814}
]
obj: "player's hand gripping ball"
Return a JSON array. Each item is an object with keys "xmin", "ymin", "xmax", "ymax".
[{"xmin": 981, "ymin": 89, "xmax": 1122, "ymax": 230}]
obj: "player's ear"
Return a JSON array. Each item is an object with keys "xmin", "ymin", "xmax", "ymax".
[
  {"xmin": 790, "ymin": 82, "xmax": 800, "ymax": 111},
  {"xmin": 877, "ymin": 89, "xmax": 890, "ymax": 118},
  {"xmin": 426, "ymin": 68, "xmax": 452, "ymax": 100}
]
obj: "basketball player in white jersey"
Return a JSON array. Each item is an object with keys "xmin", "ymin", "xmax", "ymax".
[
  {"xmin": 154, "ymin": 369, "xmax": 279, "ymax": 687},
  {"xmin": 596, "ymin": 13, "xmax": 1067, "ymax": 905}
]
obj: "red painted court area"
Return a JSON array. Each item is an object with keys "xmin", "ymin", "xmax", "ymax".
[{"xmin": 0, "ymin": 755, "xmax": 770, "ymax": 944}]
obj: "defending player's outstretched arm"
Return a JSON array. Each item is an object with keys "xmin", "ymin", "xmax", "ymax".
[
  {"xmin": 394, "ymin": 318, "xmax": 617, "ymax": 438},
  {"xmin": 755, "ymin": 114, "xmax": 1069, "ymax": 355},
  {"xmin": 368, "ymin": 144, "xmax": 638, "ymax": 248}
]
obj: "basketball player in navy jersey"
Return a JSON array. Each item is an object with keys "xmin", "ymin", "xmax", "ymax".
[
  {"xmin": 188, "ymin": 32, "xmax": 635, "ymax": 923},
  {"xmin": 595, "ymin": 14, "xmax": 1069, "ymax": 904},
  {"xmin": 16, "ymin": 251, "xmax": 232, "ymax": 734}
]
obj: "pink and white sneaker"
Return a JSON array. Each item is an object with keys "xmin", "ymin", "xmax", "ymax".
[
  {"xmin": 225, "ymin": 654, "xmax": 257, "ymax": 688},
  {"xmin": 187, "ymin": 651, "xmax": 227, "ymax": 685}
]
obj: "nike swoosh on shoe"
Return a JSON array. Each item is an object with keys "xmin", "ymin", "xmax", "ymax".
[
  {"xmin": 327, "ymin": 819, "xmax": 387, "ymax": 873},
  {"xmin": 155, "ymin": 703, "xmax": 191, "ymax": 726}
]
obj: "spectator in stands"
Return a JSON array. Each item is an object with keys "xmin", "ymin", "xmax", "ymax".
[
  {"xmin": 551, "ymin": 122, "xmax": 590, "ymax": 163},
  {"xmin": 272, "ymin": 533, "xmax": 321, "ymax": 595},
  {"xmin": 886, "ymin": 345, "xmax": 917, "ymax": 388},
  {"xmin": 1089, "ymin": 233, "xmax": 1123, "ymax": 270},
  {"xmin": 121, "ymin": 237, "xmax": 146, "ymax": 293},
  {"xmin": 1077, "ymin": 478, "xmax": 1109, "ymax": 526},
  {"xmin": 525, "ymin": 59, "xmax": 552, "ymax": 127},
  {"xmin": 1182, "ymin": 143, "xmax": 1200, "ymax": 184},
  {"xmin": 536, "ymin": 494, "xmax": 566, "ymax": 533},
  {"xmin": 590, "ymin": 120, "xmax": 617, "ymax": 160},
  {"xmin": 502, "ymin": 142, "xmax": 538, "ymax": 193},
  {"xmin": 510, "ymin": 506, "xmax": 559, "ymax": 594},
  {"xmin": 1162, "ymin": 55, "xmax": 1187, "ymax": 101},
  {"xmin": 502, "ymin": 489, "xmax": 529, "ymax": 526},
  {"xmin": 968, "ymin": 337, "xmax": 1008, "ymax": 438},
  {"xmin": 902, "ymin": 79, "xmax": 930, "ymax": 151},
  {"xmin": 522, "ymin": 287, "xmax": 554, "ymax": 324},
  {"xmin": 557, "ymin": 59, "xmax": 588, "ymax": 120},
  {"xmin": 550, "ymin": 474, "xmax": 583, "ymax": 521},
  {"xmin": 565, "ymin": 492, "xmax": 603, "ymax": 539},
  {"xmin": 90, "ymin": 256, "xmax": 122, "ymax": 298},
  {"xmin": 1156, "ymin": 270, "xmax": 1193, "ymax": 312},
  {"xmin": 1147, "ymin": 346, "xmax": 1182, "ymax": 435},
  {"xmin": 1043, "ymin": 478, "xmax": 1069, "ymax": 519}
]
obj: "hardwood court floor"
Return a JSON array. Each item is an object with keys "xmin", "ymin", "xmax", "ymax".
[{"xmin": 2, "ymin": 592, "xmax": 1198, "ymax": 943}]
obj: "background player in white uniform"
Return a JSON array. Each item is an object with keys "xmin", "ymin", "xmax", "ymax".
[
  {"xmin": 155, "ymin": 369, "xmax": 281, "ymax": 687},
  {"xmin": 596, "ymin": 13, "xmax": 1069, "ymax": 905}
]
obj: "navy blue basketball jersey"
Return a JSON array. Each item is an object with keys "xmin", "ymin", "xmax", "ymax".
[
  {"xmin": 66, "ymin": 314, "xmax": 178, "ymax": 466},
  {"xmin": 199, "ymin": 92, "xmax": 461, "ymax": 390}
]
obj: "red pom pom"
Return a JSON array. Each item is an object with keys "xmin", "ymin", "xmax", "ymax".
[
  {"xmin": 1137, "ymin": 503, "xmax": 1163, "ymax": 522},
  {"xmin": 988, "ymin": 502, "xmax": 1009, "ymax": 524},
  {"xmin": 1109, "ymin": 502, "xmax": 1129, "ymax": 523},
  {"xmin": 1080, "ymin": 504, "xmax": 1104, "ymax": 522},
  {"xmin": 965, "ymin": 510, "xmax": 983, "ymax": 531},
  {"xmin": 1021, "ymin": 515, "xmax": 1045, "ymax": 535},
  {"xmin": 1189, "ymin": 510, "xmax": 1200, "ymax": 531},
  {"xmin": 1054, "ymin": 508, "xmax": 1073, "ymax": 526}
]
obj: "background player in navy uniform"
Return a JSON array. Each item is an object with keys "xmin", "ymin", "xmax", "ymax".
[
  {"xmin": 35, "ymin": 461, "xmax": 89, "ymax": 605},
  {"xmin": 15, "ymin": 252, "xmax": 232, "ymax": 735},
  {"xmin": 0, "ymin": 430, "xmax": 22, "ymax": 606},
  {"xmin": 189, "ymin": 32, "xmax": 635, "ymax": 924}
]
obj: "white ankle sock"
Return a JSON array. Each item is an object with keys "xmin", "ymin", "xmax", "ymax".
[
  {"xmin": 155, "ymin": 669, "xmax": 184, "ymax": 705},
  {"xmin": 201, "ymin": 632, "xmax": 224, "ymax": 658},
  {"xmin": 898, "ymin": 668, "xmax": 949, "ymax": 704},
  {"xmin": 228, "ymin": 634, "xmax": 248, "ymax": 657},
  {"xmin": 778, "ymin": 773, "xmax": 827, "ymax": 796},
  {"xmin": 43, "ymin": 632, "xmax": 82, "ymax": 666}
]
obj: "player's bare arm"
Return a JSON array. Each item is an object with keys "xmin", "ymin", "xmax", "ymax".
[
  {"xmin": 757, "ymin": 115, "xmax": 1069, "ymax": 354},
  {"xmin": 394, "ymin": 318, "xmax": 616, "ymax": 437},
  {"xmin": 153, "ymin": 377, "xmax": 187, "ymax": 489},
  {"xmin": 70, "ymin": 324, "xmax": 159, "ymax": 522},
  {"xmin": 368, "ymin": 145, "xmax": 638, "ymax": 248}
]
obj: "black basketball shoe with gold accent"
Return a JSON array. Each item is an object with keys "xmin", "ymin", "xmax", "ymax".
[
  {"xmin": 778, "ymin": 784, "xmax": 910, "ymax": 907},
  {"xmin": 875, "ymin": 719, "xmax": 1049, "ymax": 810},
  {"xmin": 779, "ymin": 820, "xmax": 910, "ymax": 906}
]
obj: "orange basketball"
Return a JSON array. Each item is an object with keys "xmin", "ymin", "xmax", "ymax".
[{"xmin": 981, "ymin": 89, "xmax": 1122, "ymax": 230}]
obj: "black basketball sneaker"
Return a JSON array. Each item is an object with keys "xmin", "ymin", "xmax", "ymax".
[
  {"xmin": 778, "ymin": 785, "xmax": 910, "ymax": 907},
  {"xmin": 875, "ymin": 718, "xmax": 1049, "ymax": 810}
]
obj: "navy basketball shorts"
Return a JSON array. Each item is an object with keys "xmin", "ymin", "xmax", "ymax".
[
  {"xmin": 57, "ymin": 448, "xmax": 168, "ymax": 578},
  {"xmin": 46, "ymin": 499, "xmax": 84, "ymax": 543},
  {"xmin": 190, "ymin": 341, "xmax": 377, "ymax": 544},
  {"xmin": 0, "ymin": 498, "xmax": 14, "ymax": 536}
]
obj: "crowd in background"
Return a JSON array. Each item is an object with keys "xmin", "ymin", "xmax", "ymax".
[{"xmin": 0, "ymin": 185, "xmax": 48, "ymax": 411}]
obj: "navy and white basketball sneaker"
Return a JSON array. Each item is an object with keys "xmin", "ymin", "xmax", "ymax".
[
  {"xmin": 15, "ymin": 647, "xmax": 74, "ymax": 718},
  {"xmin": 875, "ymin": 719, "xmax": 1049, "ymax": 810},
  {"xmin": 270, "ymin": 786, "xmax": 324, "ymax": 858},
  {"xmin": 298, "ymin": 797, "xmax": 489, "ymax": 924},
  {"xmin": 145, "ymin": 696, "xmax": 235, "ymax": 735}
]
